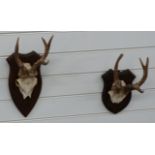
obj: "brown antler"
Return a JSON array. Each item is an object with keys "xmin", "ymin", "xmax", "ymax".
[
  {"xmin": 110, "ymin": 54, "xmax": 125, "ymax": 94},
  {"xmin": 14, "ymin": 38, "xmax": 24, "ymax": 68},
  {"xmin": 113, "ymin": 53, "xmax": 124, "ymax": 82},
  {"xmin": 32, "ymin": 36, "xmax": 54, "ymax": 71},
  {"xmin": 131, "ymin": 57, "xmax": 149, "ymax": 93}
]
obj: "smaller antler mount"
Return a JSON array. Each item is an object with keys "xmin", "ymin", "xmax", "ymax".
[{"xmin": 108, "ymin": 54, "xmax": 149, "ymax": 104}]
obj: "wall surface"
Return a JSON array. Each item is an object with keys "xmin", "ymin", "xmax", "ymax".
[{"xmin": 0, "ymin": 31, "xmax": 155, "ymax": 122}]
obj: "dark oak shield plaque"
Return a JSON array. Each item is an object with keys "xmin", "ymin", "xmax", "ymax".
[
  {"xmin": 7, "ymin": 51, "xmax": 42, "ymax": 117},
  {"xmin": 101, "ymin": 69, "xmax": 136, "ymax": 114}
]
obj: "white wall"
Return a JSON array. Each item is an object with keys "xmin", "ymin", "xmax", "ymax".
[{"xmin": 0, "ymin": 31, "xmax": 155, "ymax": 122}]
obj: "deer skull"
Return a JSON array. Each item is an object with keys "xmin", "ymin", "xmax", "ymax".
[
  {"xmin": 16, "ymin": 63, "xmax": 38, "ymax": 99},
  {"xmin": 14, "ymin": 36, "xmax": 53, "ymax": 99},
  {"xmin": 108, "ymin": 54, "xmax": 149, "ymax": 104}
]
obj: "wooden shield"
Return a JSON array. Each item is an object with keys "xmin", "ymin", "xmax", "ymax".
[
  {"xmin": 6, "ymin": 51, "xmax": 42, "ymax": 117},
  {"xmin": 101, "ymin": 69, "xmax": 136, "ymax": 114}
]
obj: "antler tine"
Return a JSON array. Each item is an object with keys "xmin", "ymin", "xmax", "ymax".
[
  {"xmin": 114, "ymin": 54, "xmax": 124, "ymax": 82},
  {"xmin": 32, "ymin": 35, "xmax": 54, "ymax": 70},
  {"xmin": 41, "ymin": 35, "xmax": 54, "ymax": 61},
  {"xmin": 132, "ymin": 57, "xmax": 149, "ymax": 93},
  {"xmin": 14, "ymin": 38, "xmax": 24, "ymax": 68}
]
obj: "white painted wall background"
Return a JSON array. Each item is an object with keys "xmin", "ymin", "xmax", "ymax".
[{"xmin": 0, "ymin": 31, "xmax": 155, "ymax": 122}]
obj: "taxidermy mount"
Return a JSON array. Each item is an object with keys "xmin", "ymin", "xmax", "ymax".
[
  {"xmin": 6, "ymin": 36, "xmax": 54, "ymax": 117},
  {"xmin": 101, "ymin": 54, "xmax": 149, "ymax": 114}
]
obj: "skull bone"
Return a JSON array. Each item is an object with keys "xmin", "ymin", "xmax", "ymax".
[{"xmin": 16, "ymin": 63, "xmax": 38, "ymax": 99}]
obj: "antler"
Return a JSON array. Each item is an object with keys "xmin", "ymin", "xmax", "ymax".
[
  {"xmin": 14, "ymin": 38, "xmax": 24, "ymax": 68},
  {"xmin": 113, "ymin": 54, "xmax": 124, "ymax": 82},
  {"xmin": 110, "ymin": 53, "xmax": 125, "ymax": 94},
  {"xmin": 131, "ymin": 57, "xmax": 149, "ymax": 93},
  {"xmin": 32, "ymin": 36, "xmax": 54, "ymax": 71},
  {"xmin": 112, "ymin": 54, "xmax": 149, "ymax": 94}
]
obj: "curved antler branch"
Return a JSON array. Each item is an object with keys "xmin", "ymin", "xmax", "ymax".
[
  {"xmin": 113, "ymin": 54, "xmax": 124, "ymax": 82},
  {"xmin": 131, "ymin": 57, "xmax": 149, "ymax": 93},
  {"xmin": 32, "ymin": 35, "xmax": 54, "ymax": 71}
]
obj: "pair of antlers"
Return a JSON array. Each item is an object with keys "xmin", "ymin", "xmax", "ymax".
[
  {"xmin": 113, "ymin": 54, "xmax": 149, "ymax": 93},
  {"xmin": 14, "ymin": 36, "xmax": 54, "ymax": 71}
]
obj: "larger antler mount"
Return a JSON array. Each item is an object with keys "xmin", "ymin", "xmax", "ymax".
[
  {"xmin": 14, "ymin": 36, "xmax": 53, "ymax": 99},
  {"xmin": 6, "ymin": 36, "xmax": 54, "ymax": 117},
  {"xmin": 102, "ymin": 54, "xmax": 149, "ymax": 114}
]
